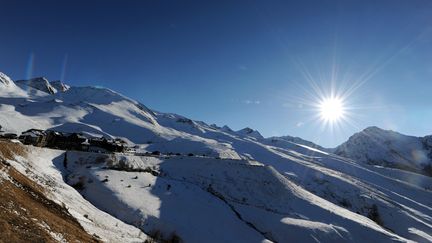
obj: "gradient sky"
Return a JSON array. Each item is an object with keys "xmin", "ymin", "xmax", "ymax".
[{"xmin": 1, "ymin": 0, "xmax": 432, "ymax": 147}]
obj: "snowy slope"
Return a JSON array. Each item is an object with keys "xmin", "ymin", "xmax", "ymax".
[
  {"xmin": 335, "ymin": 126, "xmax": 432, "ymax": 175},
  {"xmin": 1, "ymin": 71, "xmax": 432, "ymax": 242},
  {"xmin": 0, "ymin": 72, "xmax": 14, "ymax": 86},
  {"xmin": 1, "ymin": 142, "xmax": 148, "ymax": 242},
  {"xmin": 64, "ymin": 152, "xmax": 409, "ymax": 243},
  {"xmin": 0, "ymin": 72, "xmax": 27, "ymax": 97},
  {"xmin": 264, "ymin": 135, "xmax": 328, "ymax": 152},
  {"xmin": 0, "ymin": 73, "xmax": 240, "ymax": 159}
]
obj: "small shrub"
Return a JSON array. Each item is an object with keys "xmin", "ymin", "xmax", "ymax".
[
  {"xmin": 63, "ymin": 154, "xmax": 68, "ymax": 168},
  {"xmin": 145, "ymin": 229, "xmax": 182, "ymax": 243},
  {"xmin": 167, "ymin": 233, "xmax": 182, "ymax": 243},
  {"xmin": 339, "ymin": 198, "xmax": 352, "ymax": 208},
  {"xmin": 72, "ymin": 181, "xmax": 85, "ymax": 190},
  {"xmin": 367, "ymin": 204, "xmax": 383, "ymax": 226},
  {"xmin": 187, "ymin": 153, "xmax": 194, "ymax": 157}
]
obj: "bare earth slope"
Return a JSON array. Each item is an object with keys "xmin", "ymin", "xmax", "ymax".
[{"xmin": 0, "ymin": 141, "xmax": 99, "ymax": 243}]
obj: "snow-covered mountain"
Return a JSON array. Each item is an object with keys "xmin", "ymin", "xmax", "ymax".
[
  {"xmin": 335, "ymin": 126, "xmax": 432, "ymax": 176},
  {"xmin": 1, "ymin": 71, "xmax": 432, "ymax": 242},
  {"xmin": 16, "ymin": 77, "xmax": 58, "ymax": 94},
  {"xmin": 0, "ymin": 72, "xmax": 14, "ymax": 86},
  {"xmin": 50, "ymin": 80, "xmax": 70, "ymax": 92},
  {"xmin": 236, "ymin": 127, "xmax": 265, "ymax": 140}
]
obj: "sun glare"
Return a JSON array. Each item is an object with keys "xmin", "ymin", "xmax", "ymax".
[
  {"xmin": 289, "ymin": 62, "xmax": 362, "ymax": 132},
  {"xmin": 319, "ymin": 97, "xmax": 345, "ymax": 122}
]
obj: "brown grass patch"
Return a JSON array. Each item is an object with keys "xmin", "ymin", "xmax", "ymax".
[{"xmin": 0, "ymin": 139, "xmax": 27, "ymax": 160}]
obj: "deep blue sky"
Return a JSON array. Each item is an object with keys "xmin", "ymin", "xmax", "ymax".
[{"xmin": 1, "ymin": 0, "xmax": 432, "ymax": 147}]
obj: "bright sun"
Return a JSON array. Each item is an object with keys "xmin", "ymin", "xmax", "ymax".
[{"xmin": 319, "ymin": 97, "xmax": 345, "ymax": 122}]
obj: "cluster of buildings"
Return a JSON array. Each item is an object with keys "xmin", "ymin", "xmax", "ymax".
[{"xmin": 0, "ymin": 126, "xmax": 132, "ymax": 153}]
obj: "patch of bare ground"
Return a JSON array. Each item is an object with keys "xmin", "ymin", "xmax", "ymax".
[
  {"xmin": 0, "ymin": 139, "xmax": 27, "ymax": 160},
  {"xmin": 0, "ymin": 140, "xmax": 100, "ymax": 243}
]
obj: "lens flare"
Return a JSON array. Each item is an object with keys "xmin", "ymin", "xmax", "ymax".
[{"xmin": 319, "ymin": 96, "xmax": 345, "ymax": 122}]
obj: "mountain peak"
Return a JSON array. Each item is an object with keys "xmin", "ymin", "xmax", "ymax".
[
  {"xmin": 361, "ymin": 126, "xmax": 395, "ymax": 135},
  {"xmin": 50, "ymin": 80, "xmax": 70, "ymax": 92},
  {"xmin": 238, "ymin": 127, "xmax": 254, "ymax": 133},
  {"xmin": 16, "ymin": 77, "xmax": 57, "ymax": 94},
  {"xmin": 335, "ymin": 126, "xmax": 432, "ymax": 174},
  {"xmin": 221, "ymin": 125, "xmax": 233, "ymax": 132},
  {"xmin": 0, "ymin": 72, "xmax": 14, "ymax": 86},
  {"xmin": 363, "ymin": 126, "xmax": 383, "ymax": 132},
  {"xmin": 237, "ymin": 127, "xmax": 263, "ymax": 140}
]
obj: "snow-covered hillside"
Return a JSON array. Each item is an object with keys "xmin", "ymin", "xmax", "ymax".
[
  {"xmin": 263, "ymin": 135, "xmax": 328, "ymax": 152},
  {"xmin": 64, "ymin": 151, "xmax": 411, "ymax": 243},
  {"xmin": 335, "ymin": 126, "xmax": 432, "ymax": 176},
  {"xmin": 0, "ymin": 141, "xmax": 148, "ymax": 242},
  {"xmin": 1, "ymin": 71, "xmax": 432, "ymax": 242},
  {"xmin": 0, "ymin": 72, "xmax": 240, "ymax": 159}
]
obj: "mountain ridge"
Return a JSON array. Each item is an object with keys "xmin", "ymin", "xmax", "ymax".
[
  {"xmin": 0, "ymin": 72, "xmax": 325, "ymax": 151},
  {"xmin": 335, "ymin": 126, "xmax": 432, "ymax": 176},
  {"xmin": 1, "ymin": 71, "xmax": 431, "ymax": 242},
  {"xmin": 3, "ymin": 71, "xmax": 432, "ymax": 169}
]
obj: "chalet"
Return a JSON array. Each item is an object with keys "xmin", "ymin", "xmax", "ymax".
[
  {"xmin": 125, "ymin": 145, "xmax": 138, "ymax": 154},
  {"xmin": 88, "ymin": 137, "xmax": 126, "ymax": 153},
  {"xmin": 114, "ymin": 138, "xmax": 128, "ymax": 151},
  {"xmin": 45, "ymin": 130, "xmax": 70, "ymax": 149},
  {"xmin": 67, "ymin": 133, "xmax": 88, "ymax": 150},
  {"xmin": 45, "ymin": 131, "xmax": 90, "ymax": 151},
  {"xmin": 11, "ymin": 127, "xmax": 129, "ymax": 153},
  {"xmin": 19, "ymin": 129, "xmax": 47, "ymax": 146},
  {"xmin": 88, "ymin": 137, "xmax": 107, "ymax": 153},
  {"xmin": 2, "ymin": 133, "xmax": 18, "ymax": 139},
  {"xmin": 81, "ymin": 140, "xmax": 90, "ymax": 151}
]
